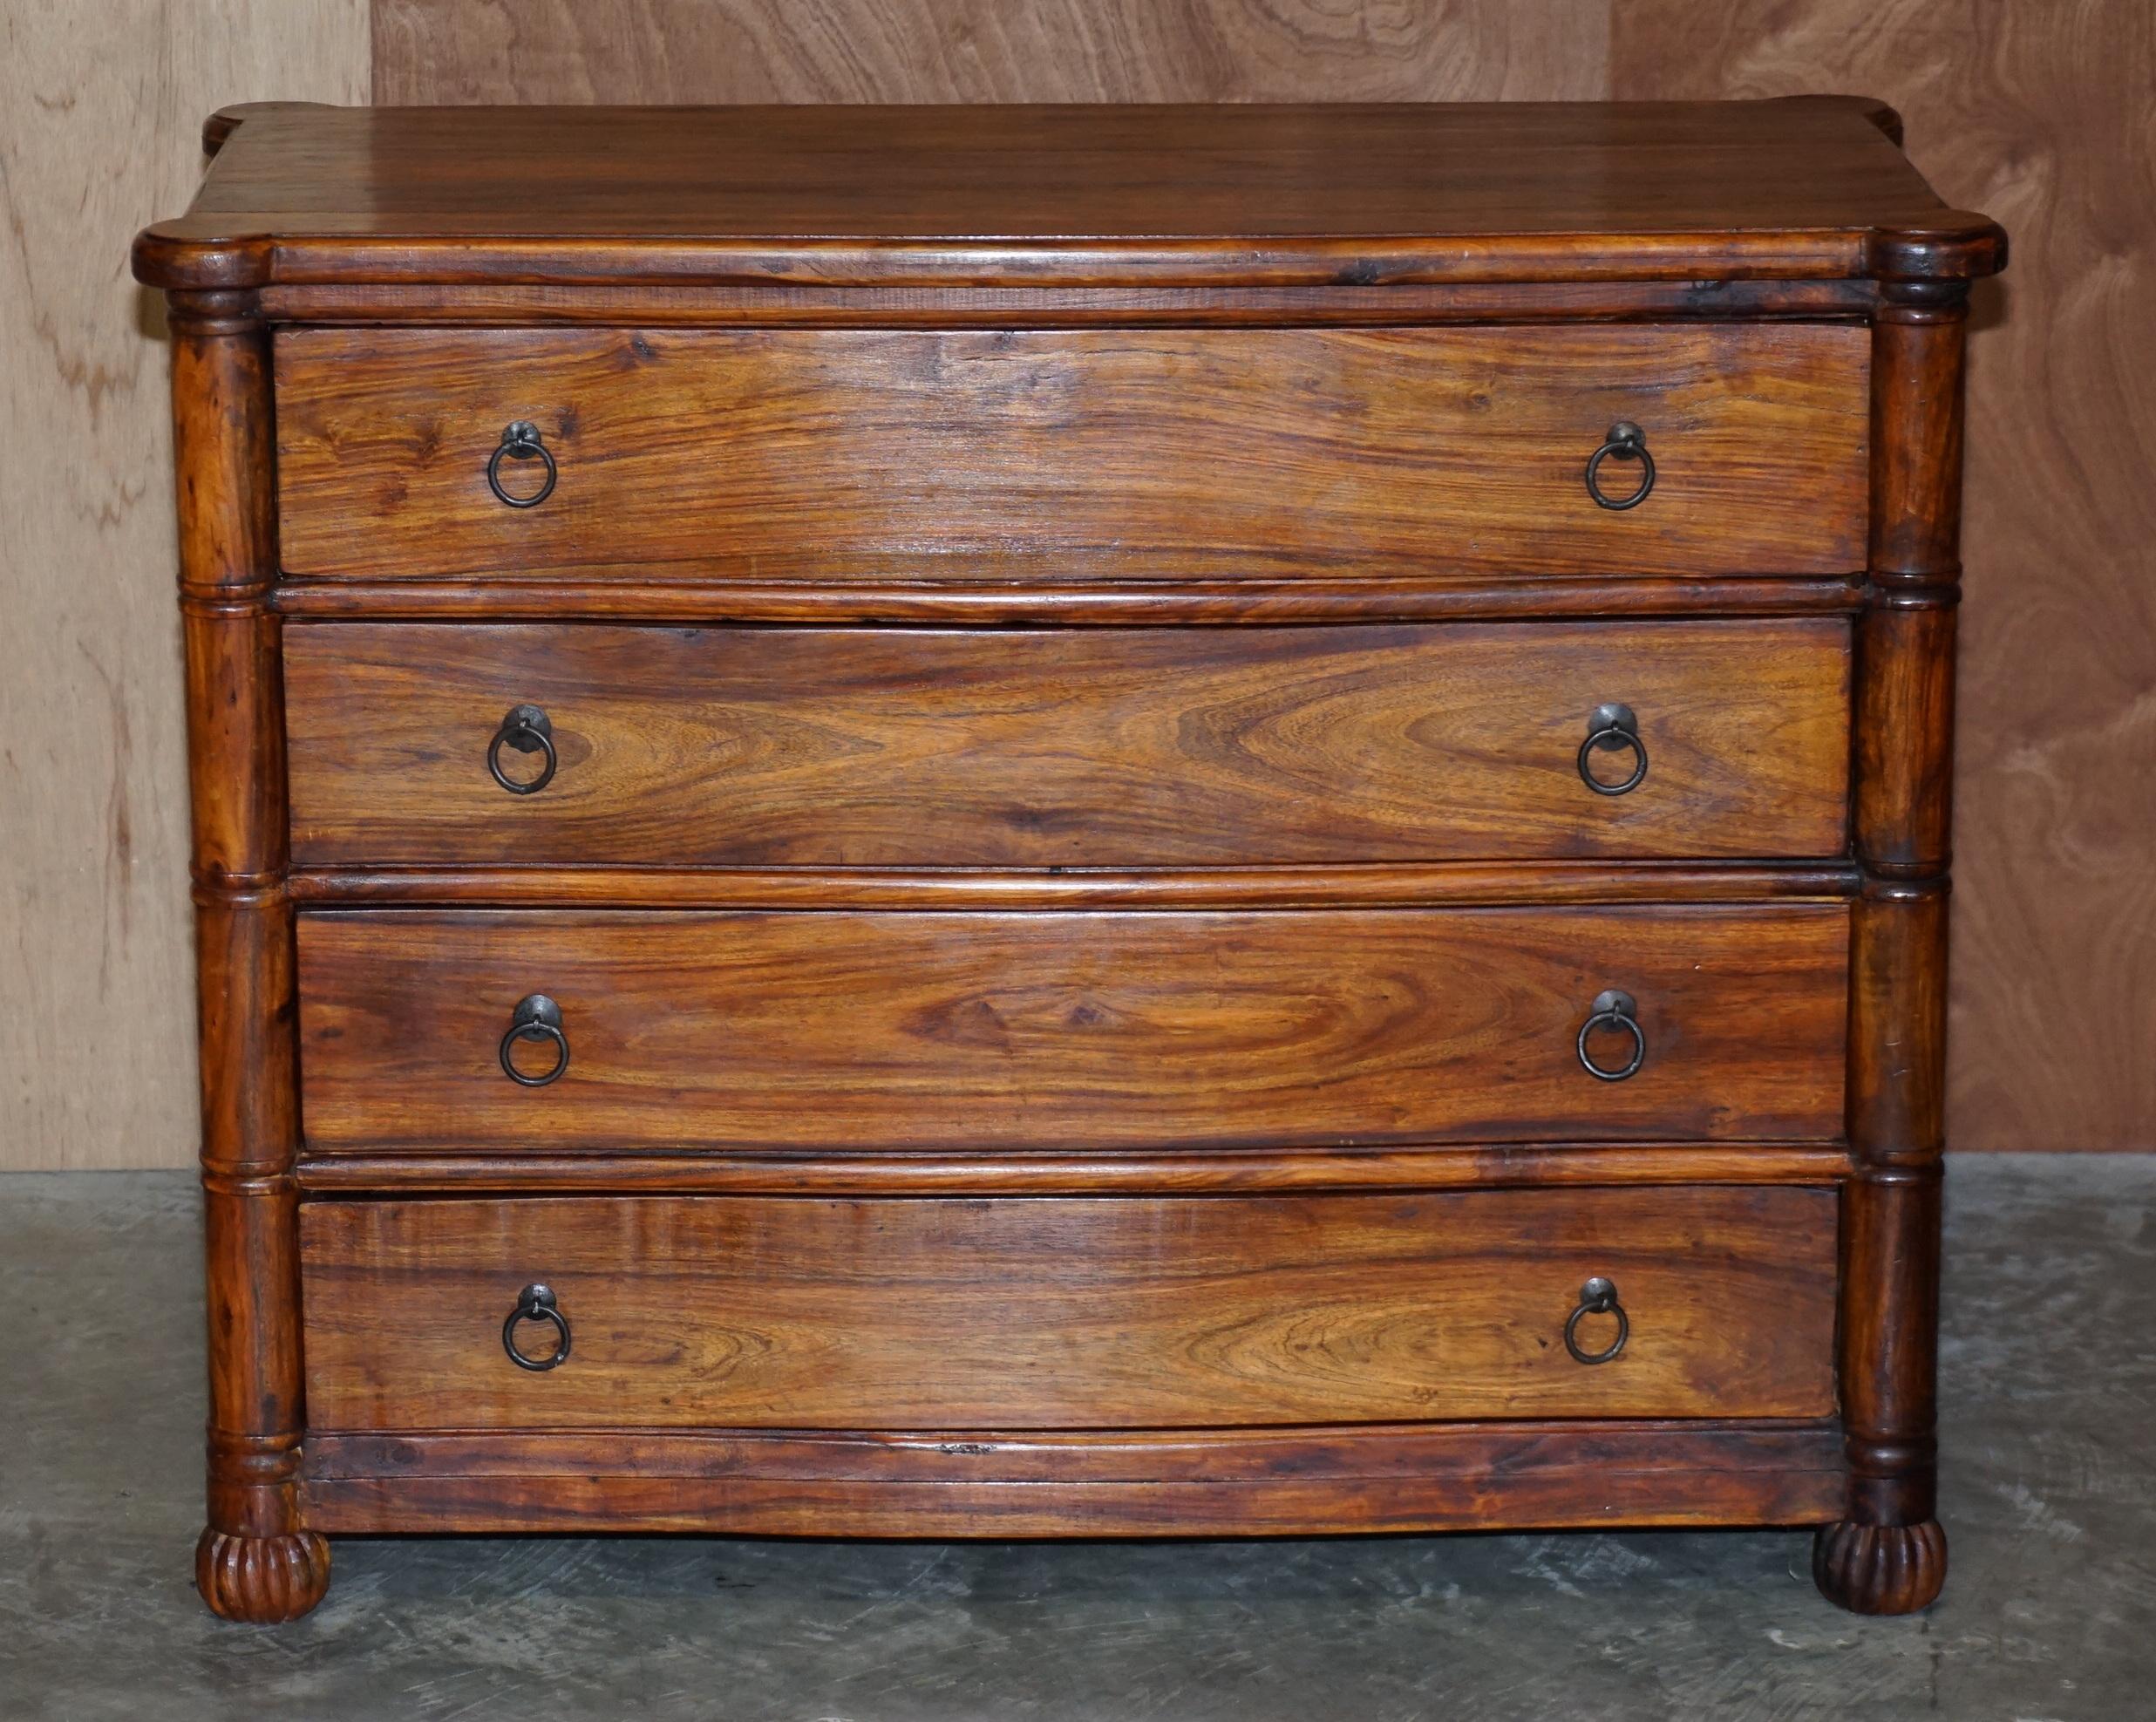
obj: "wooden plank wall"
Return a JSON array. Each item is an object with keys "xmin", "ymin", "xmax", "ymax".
[
  {"xmin": 0, "ymin": 2, "xmax": 370, "ymax": 1170},
  {"xmin": 3, "ymin": 1, "xmax": 2143, "ymax": 1166}
]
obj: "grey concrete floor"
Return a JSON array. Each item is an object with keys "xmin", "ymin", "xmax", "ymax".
[{"xmin": 1, "ymin": 1156, "xmax": 2150, "ymax": 1721}]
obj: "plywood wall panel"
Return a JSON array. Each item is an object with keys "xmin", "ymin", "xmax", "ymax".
[
  {"xmin": 1610, "ymin": 0, "xmax": 2156, "ymax": 1148},
  {"xmin": 371, "ymin": 0, "xmax": 1608, "ymax": 105},
  {"xmin": 0, "ymin": 1, "xmax": 369, "ymax": 1170}
]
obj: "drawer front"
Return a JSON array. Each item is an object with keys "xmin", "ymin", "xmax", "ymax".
[
  {"xmin": 298, "ymin": 1188, "xmax": 1840, "ymax": 1430},
  {"xmin": 274, "ymin": 325, "xmax": 1868, "ymax": 579},
  {"xmin": 286, "ymin": 619, "xmax": 1853, "ymax": 867},
  {"xmin": 296, "ymin": 907, "xmax": 1848, "ymax": 1152}
]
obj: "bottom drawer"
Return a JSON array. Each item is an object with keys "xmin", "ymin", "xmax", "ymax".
[{"xmin": 299, "ymin": 1188, "xmax": 1838, "ymax": 1431}]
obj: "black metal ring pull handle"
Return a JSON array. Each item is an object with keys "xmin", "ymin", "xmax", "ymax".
[
  {"xmin": 1577, "ymin": 702, "xmax": 1648, "ymax": 796},
  {"xmin": 1584, "ymin": 420, "xmax": 1656, "ymax": 510},
  {"xmin": 486, "ymin": 419, "xmax": 558, "ymax": 508},
  {"xmin": 499, "ymin": 993, "xmax": 570, "ymax": 1087},
  {"xmin": 502, "ymin": 1283, "xmax": 572, "ymax": 1371},
  {"xmin": 487, "ymin": 703, "xmax": 558, "ymax": 795},
  {"xmin": 1564, "ymin": 1276, "xmax": 1629, "ymax": 1365},
  {"xmin": 1576, "ymin": 988, "xmax": 1647, "ymax": 1082}
]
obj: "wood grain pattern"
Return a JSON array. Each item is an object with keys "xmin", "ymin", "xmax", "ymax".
[
  {"xmin": 1811, "ymin": 264, "xmax": 1965, "ymax": 1611},
  {"xmin": 293, "ymin": 1141, "xmax": 1856, "ymax": 1197},
  {"xmin": 199, "ymin": 99, "xmax": 1942, "ymax": 236},
  {"xmin": 138, "ymin": 99, "xmax": 1996, "ymax": 288},
  {"xmin": 272, "ymin": 571, "xmax": 1869, "ymax": 625},
  {"xmin": 170, "ymin": 285, "xmax": 328, "ymax": 1623},
  {"xmin": 357, "ymin": 1, "xmax": 2146, "ymax": 1157},
  {"xmin": 1608, "ymin": 1, "xmax": 2154, "ymax": 1154},
  {"xmin": 300, "ymin": 1421, "xmax": 1849, "ymax": 1537},
  {"xmin": 256, "ymin": 276, "xmax": 1881, "ymax": 330},
  {"xmin": 297, "ymin": 1188, "xmax": 1840, "ymax": 1428},
  {"xmin": 120, "ymin": 83, "xmax": 2020, "ymax": 1612},
  {"xmin": 372, "ymin": 0, "xmax": 1610, "ymax": 106},
  {"xmin": 25, "ymin": 9, "xmax": 2116, "ymax": 1174},
  {"xmin": 273, "ymin": 324, "xmax": 1870, "ymax": 579},
  {"xmin": 283, "ymin": 619, "xmax": 1853, "ymax": 867},
  {"xmin": 0, "ymin": 1, "xmax": 366, "ymax": 1174},
  {"xmin": 285, "ymin": 861, "xmax": 1860, "ymax": 911},
  {"xmin": 294, "ymin": 906, "xmax": 1851, "ymax": 1152}
]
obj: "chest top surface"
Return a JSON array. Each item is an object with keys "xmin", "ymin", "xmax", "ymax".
[{"xmin": 133, "ymin": 99, "xmax": 2003, "ymax": 292}]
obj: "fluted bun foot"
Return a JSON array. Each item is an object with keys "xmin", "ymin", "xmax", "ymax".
[
  {"xmin": 1813, "ymin": 1519, "xmax": 1947, "ymax": 1615},
  {"xmin": 195, "ymin": 1527, "xmax": 331, "ymax": 1623}
]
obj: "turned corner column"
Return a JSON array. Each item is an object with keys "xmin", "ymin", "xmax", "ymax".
[
  {"xmin": 167, "ymin": 288, "xmax": 330, "ymax": 1623},
  {"xmin": 1814, "ymin": 271, "xmax": 1969, "ymax": 1616}
]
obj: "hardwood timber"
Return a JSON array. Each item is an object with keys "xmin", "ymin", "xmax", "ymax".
[
  {"xmin": 293, "ymin": 1142, "xmax": 1855, "ymax": 1197},
  {"xmin": 297, "ymin": 1188, "xmax": 1840, "ymax": 1429},
  {"xmin": 285, "ymin": 620, "xmax": 1853, "ymax": 868},
  {"xmin": 299, "ymin": 1420, "xmax": 1848, "ymax": 1537},
  {"xmin": 284, "ymin": 861, "xmax": 1861, "ymax": 911},
  {"xmin": 167, "ymin": 290, "xmax": 330, "ymax": 1625},
  {"xmin": 133, "ymin": 101, "xmax": 2003, "ymax": 290},
  {"xmin": 1811, "ymin": 279, "xmax": 1967, "ymax": 1614},
  {"xmin": 255, "ymin": 276, "xmax": 1881, "ymax": 328},
  {"xmin": 271, "ymin": 573, "xmax": 1869, "ymax": 625},
  {"xmin": 272, "ymin": 324, "xmax": 1870, "ymax": 581},
  {"xmin": 295, "ymin": 906, "xmax": 1851, "ymax": 1153},
  {"xmin": 135, "ymin": 98, "xmax": 2003, "ymax": 1621},
  {"xmin": 364, "ymin": 1, "xmax": 2146, "ymax": 1161}
]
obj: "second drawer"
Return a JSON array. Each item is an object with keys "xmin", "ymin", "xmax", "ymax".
[
  {"xmin": 295, "ymin": 905, "xmax": 1849, "ymax": 1153},
  {"xmin": 284, "ymin": 619, "xmax": 1853, "ymax": 868}
]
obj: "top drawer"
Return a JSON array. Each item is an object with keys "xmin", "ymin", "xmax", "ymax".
[{"xmin": 273, "ymin": 325, "xmax": 1869, "ymax": 581}]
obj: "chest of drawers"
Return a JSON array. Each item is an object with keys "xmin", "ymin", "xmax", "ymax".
[{"xmin": 135, "ymin": 98, "xmax": 2003, "ymax": 1623}]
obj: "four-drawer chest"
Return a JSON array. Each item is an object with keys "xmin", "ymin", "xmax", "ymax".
[{"xmin": 133, "ymin": 98, "xmax": 2005, "ymax": 1623}]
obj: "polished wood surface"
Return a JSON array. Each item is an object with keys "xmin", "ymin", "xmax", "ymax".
[
  {"xmin": 137, "ymin": 99, "xmax": 1999, "ymax": 289},
  {"xmin": 355, "ymin": 1, "xmax": 2145, "ymax": 1160},
  {"xmin": 284, "ymin": 860, "xmax": 1859, "ymax": 911},
  {"xmin": 273, "ymin": 571, "xmax": 1868, "ymax": 625},
  {"xmin": 301, "ymin": 1420, "xmax": 1848, "ymax": 1537},
  {"xmin": 285, "ymin": 620, "xmax": 1852, "ymax": 867},
  {"xmin": 185, "ymin": 99, "xmax": 1949, "ymax": 239},
  {"xmin": 274, "ymin": 325, "xmax": 1868, "ymax": 579},
  {"xmin": 1804, "ymin": 274, "xmax": 1964, "ymax": 1614},
  {"xmin": 169, "ymin": 290, "xmax": 331, "ymax": 1624},
  {"xmin": 32, "ymin": 6, "xmax": 2103, "ymax": 1204},
  {"xmin": 257, "ymin": 276, "xmax": 1880, "ymax": 330},
  {"xmin": 296, "ymin": 906, "xmax": 1850, "ymax": 1152},
  {"xmin": 134, "ymin": 95, "xmax": 2006, "ymax": 1619},
  {"xmin": 299, "ymin": 1188, "xmax": 1840, "ymax": 1428},
  {"xmin": 294, "ymin": 1142, "xmax": 1855, "ymax": 1198}
]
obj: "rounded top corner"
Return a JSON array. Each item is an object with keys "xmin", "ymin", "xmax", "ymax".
[
  {"xmin": 1866, "ymin": 214, "xmax": 2009, "ymax": 285},
  {"xmin": 1768, "ymin": 92, "xmax": 1906, "ymax": 147},
  {"xmin": 131, "ymin": 223, "xmax": 274, "ymax": 293},
  {"xmin": 1845, "ymin": 94, "xmax": 1906, "ymax": 147},
  {"xmin": 202, "ymin": 99, "xmax": 343, "ymax": 159}
]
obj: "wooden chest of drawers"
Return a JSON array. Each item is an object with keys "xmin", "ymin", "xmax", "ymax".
[{"xmin": 135, "ymin": 99, "xmax": 2003, "ymax": 1623}]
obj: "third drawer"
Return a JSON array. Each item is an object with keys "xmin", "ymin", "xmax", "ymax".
[
  {"xmin": 296, "ymin": 904, "xmax": 1849, "ymax": 1153},
  {"xmin": 284, "ymin": 618, "xmax": 1853, "ymax": 867}
]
